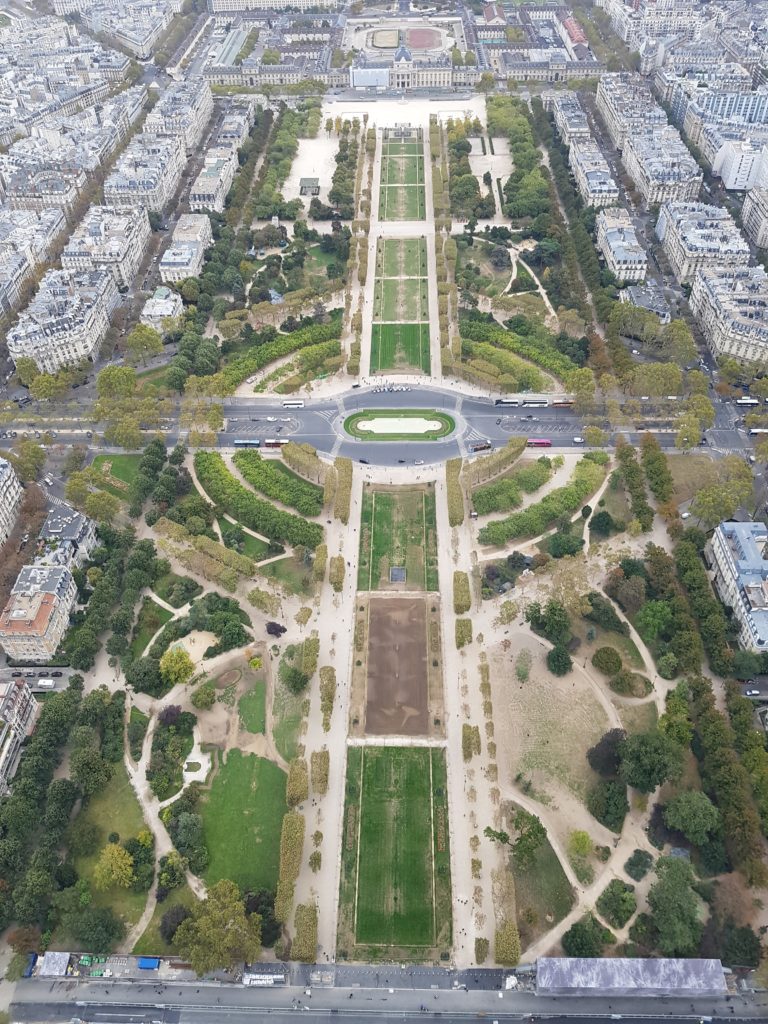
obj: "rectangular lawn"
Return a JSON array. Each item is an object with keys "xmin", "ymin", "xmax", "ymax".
[
  {"xmin": 379, "ymin": 238, "xmax": 427, "ymax": 279},
  {"xmin": 201, "ymin": 749, "xmax": 287, "ymax": 892},
  {"xmin": 375, "ymin": 278, "xmax": 427, "ymax": 322},
  {"xmin": 370, "ymin": 323, "xmax": 430, "ymax": 373},
  {"xmin": 379, "ymin": 185, "xmax": 426, "ymax": 222},
  {"xmin": 351, "ymin": 746, "xmax": 451, "ymax": 947},
  {"xmin": 358, "ymin": 486, "xmax": 438, "ymax": 591}
]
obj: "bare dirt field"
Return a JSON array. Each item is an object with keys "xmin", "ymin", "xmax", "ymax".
[{"xmin": 366, "ymin": 596, "xmax": 428, "ymax": 735}]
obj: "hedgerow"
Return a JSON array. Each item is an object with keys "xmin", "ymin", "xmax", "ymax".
[
  {"xmin": 310, "ymin": 749, "xmax": 329, "ymax": 795},
  {"xmin": 319, "ymin": 667, "xmax": 336, "ymax": 732},
  {"xmin": 286, "ymin": 758, "xmax": 309, "ymax": 807},
  {"xmin": 460, "ymin": 316, "xmax": 578, "ymax": 380},
  {"xmin": 472, "ymin": 456, "xmax": 552, "ymax": 515},
  {"xmin": 456, "ymin": 618, "xmax": 473, "ymax": 648},
  {"xmin": 194, "ymin": 451, "xmax": 323, "ymax": 549},
  {"xmin": 329, "ymin": 555, "xmax": 345, "ymax": 592},
  {"xmin": 233, "ymin": 451, "xmax": 323, "ymax": 517},
  {"xmin": 454, "ymin": 571, "xmax": 471, "ymax": 614},
  {"xmin": 292, "ymin": 903, "xmax": 318, "ymax": 962},
  {"xmin": 479, "ymin": 453, "xmax": 608, "ymax": 545},
  {"xmin": 333, "ymin": 457, "xmax": 352, "ymax": 523},
  {"xmin": 616, "ymin": 443, "xmax": 653, "ymax": 531},
  {"xmin": 446, "ymin": 458, "xmax": 464, "ymax": 526},
  {"xmin": 313, "ymin": 543, "xmax": 327, "ymax": 582},
  {"xmin": 279, "ymin": 811, "xmax": 305, "ymax": 883}
]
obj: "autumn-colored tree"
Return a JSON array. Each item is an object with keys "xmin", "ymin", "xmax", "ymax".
[{"xmin": 93, "ymin": 843, "xmax": 135, "ymax": 891}]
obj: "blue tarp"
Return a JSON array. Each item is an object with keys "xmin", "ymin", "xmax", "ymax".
[{"xmin": 138, "ymin": 957, "xmax": 160, "ymax": 970}]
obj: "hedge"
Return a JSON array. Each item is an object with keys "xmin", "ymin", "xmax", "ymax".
[
  {"xmin": 278, "ymin": 810, "xmax": 305, "ymax": 893},
  {"xmin": 329, "ymin": 555, "xmax": 345, "ymax": 592},
  {"xmin": 453, "ymin": 571, "xmax": 471, "ymax": 614},
  {"xmin": 494, "ymin": 921, "xmax": 521, "ymax": 966},
  {"xmin": 233, "ymin": 451, "xmax": 323, "ymax": 517},
  {"xmin": 446, "ymin": 458, "xmax": 464, "ymax": 526},
  {"xmin": 334, "ymin": 457, "xmax": 352, "ymax": 524},
  {"xmin": 640, "ymin": 434, "xmax": 673, "ymax": 504},
  {"xmin": 310, "ymin": 749, "xmax": 329, "ymax": 795},
  {"xmin": 313, "ymin": 543, "xmax": 327, "ymax": 582},
  {"xmin": 282, "ymin": 442, "xmax": 328, "ymax": 488},
  {"xmin": 460, "ymin": 317, "xmax": 578, "ymax": 381},
  {"xmin": 479, "ymin": 453, "xmax": 608, "ymax": 546},
  {"xmin": 465, "ymin": 436, "xmax": 527, "ymax": 488},
  {"xmin": 462, "ymin": 723, "xmax": 481, "ymax": 761},
  {"xmin": 616, "ymin": 444, "xmax": 653, "ymax": 532},
  {"xmin": 274, "ymin": 879, "xmax": 294, "ymax": 924},
  {"xmin": 286, "ymin": 758, "xmax": 309, "ymax": 807},
  {"xmin": 592, "ymin": 647, "xmax": 622, "ymax": 677},
  {"xmin": 247, "ymin": 587, "xmax": 280, "ymax": 615},
  {"xmin": 456, "ymin": 618, "xmax": 473, "ymax": 649},
  {"xmin": 319, "ymin": 667, "xmax": 336, "ymax": 732},
  {"xmin": 292, "ymin": 903, "xmax": 318, "ymax": 962},
  {"xmin": 194, "ymin": 451, "xmax": 323, "ymax": 549}
]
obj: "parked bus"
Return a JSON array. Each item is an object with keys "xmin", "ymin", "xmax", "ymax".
[
  {"xmin": 522, "ymin": 400, "xmax": 548, "ymax": 408},
  {"xmin": 526, "ymin": 438, "xmax": 553, "ymax": 447},
  {"xmin": 749, "ymin": 428, "xmax": 768, "ymax": 435},
  {"xmin": 282, "ymin": 400, "xmax": 305, "ymax": 409},
  {"xmin": 737, "ymin": 397, "xmax": 760, "ymax": 406},
  {"xmin": 233, "ymin": 439, "xmax": 261, "ymax": 447},
  {"xmin": 263, "ymin": 439, "xmax": 290, "ymax": 448},
  {"xmin": 551, "ymin": 400, "xmax": 574, "ymax": 408},
  {"xmin": 470, "ymin": 441, "xmax": 492, "ymax": 453},
  {"xmin": 494, "ymin": 398, "xmax": 520, "ymax": 407}
]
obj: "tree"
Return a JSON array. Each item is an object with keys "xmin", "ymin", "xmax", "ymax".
[
  {"xmin": 647, "ymin": 857, "xmax": 701, "ymax": 956},
  {"xmin": 562, "ymin": 914, "xmax": 608, "ymax": 957},
  {"xmin": 525, "ymin": 599, "xmax": 571, "ymax": 646},
  {"xmin": 84, "ymin": 491, "xmax": 120, "ymax": 523},
  {"xmin": 596, "ymin": 879, "xmax": 637, "ymax": 928},
  {"xmin": 11, "ymin": 439, "xmax": 46, "ymax": 481},
  {"xmin": 592, "ymin": 647, "xmax": 622, "ymax": 676},
  {"xmin": 14, "ymin": 356, "xmax": 40, "ymax": 386},
  {"xmin": 663, "ymin": 791, "xmax": 719, "ymax": 847},
  {"xmin": 690, "ymin": 484, "xmax": 740, "ymax": 528},
  {"xmin": 125, "ymin": 324, "xmax": 163, "ymax": 366},
  {"xmin": 477, "ymin": 71, "xmax": 495, "ymax": 93},
  {"xmin": 619, "ymin": 730, "xmax": 684, "ymax": 794},
  {"xmin": 587, "ymin": 729, "xmax": 627, "ymax": 777},
  {"xmin": 547, "ymin": 644, "xmax": 572, "ymax": 676},
  {"xmin": 686, "ymin": 393, "xmax": 715, "ymax": 429},
  {"xmin": 161, "ymin": 904, "xmax": 192, "ymax": 944},
  {"xmin": 587, "ymin": 779, "xmax": 628, "ymax": 832},
  {"xmin": 484, "ymin": 811, "xmax": 546, "ymax": 868},
  {"xmin": 675, "ymin": 413, "xmax": 701, "ymax": 451},
  {"xmin": 93, "ymin": 843, "xmax": 135, "ymax": 890},
  {"xmin": 568, "ymin": 830, "xmax": 592, "ymax": 859},
  {"xmin": 70, "ymin": 747, "xmax": 113, "ymax": 796},
  {"xmin": 173, "ymin": 879, "xmax": 262, "ymax": 975},
  {"xmin": 589, "ymin": 509, "xmax": 615, "ymax": 536},
  {"xmin": 159, "ymin": 647, "xmax": 195, "ymax": 688},
  {"xmin": 615, "ymin": 575, "xmax": 646, "ymax": 615},
  {"xmin": 97, "ymin": 365, "xmax": 137, "ymax": 399}
]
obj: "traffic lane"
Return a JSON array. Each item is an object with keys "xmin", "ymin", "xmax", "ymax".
[{"xmin": 336, "ymin": 438, "xmax": 461, "ymax": 465}]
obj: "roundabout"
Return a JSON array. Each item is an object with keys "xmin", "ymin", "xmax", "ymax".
[{"xmin": 344, "ymin": 408, "xmax": 456, "ymax": 441}]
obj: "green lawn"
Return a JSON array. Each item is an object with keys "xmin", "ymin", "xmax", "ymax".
[
  {"xmin": 134, "ymin": 365, "xmax": 171, "ymax": 391},
  {"xmin": 512, "ymin": 830, "xmax": 575, "ymax": 949},
  {"xmin": 217, "ymin": 516, "xmax": 270, "ymax": 561},
  {"xmin": 271, "ymin": 674, "xmax": 304, "ymax": 762},
  {"xmin": 73, "ymin": 762, "xmax": 149, "ymax": 935},
  {"xmin": 343, "ymin": 746, "xmax": 451, "ymax": 948},
  {"xmin": 201, "ymin": 749, "xmax": 287, "ymax": 892},
  {"xmin": 370, "ymin": 323, "xmax": 430, "ymax": 373},
  {"xmin": 128, "ymin": 707, "xmax": 150, "ymax": 761},
  {"xmin": 375, "ymin": 278, "xmax": 427, "ymax": 322},
  {"xmin": 378, "ymin": 186, "xmax": 426, "ymax": 221},
  {"xmin": 383, "ymin": 141, "xmax": 422, "ymax": 155},
  {"xmin": 379, "ymin": 238, "xmax": 427, "ymax": 278},
  {"xmin": 238, "ymin": 679, "xmax": 266, "ymax": 734},
  {"xmin": 382, "ymin": 153, "xmax": 424, "ymax": 187},
  {"xmin": 358, "ymin": 486, "xmax": 438, "ymax": 592},
  {"xmin": 258, "ymin": 554, "xmax": 315, "ymax": 596},
  {"xmin": 130, "ymin": 597, "xmax": 173, "ymax": 659},
  {"xmin": 132, "ymin": 882, "xmax": 197, "ymax": 956},
  {"xmin": 90, "ymin": 454, "xmax": 143, "ymax": 500},
  {"xmin": 152, "ymin": 572, "xmax": 203, "ymax": 608},
  {"xmin": 345, "ymin": 409, "xmax": 454, "ymax": 441}
]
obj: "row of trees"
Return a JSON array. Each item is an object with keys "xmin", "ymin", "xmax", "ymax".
[
  {"xmin": 472, "ymin": 455, "xmax": 553, "ymax": 516},
  {"xmin": 615, "ymin": 442, "xmax": 654, "ymax": 532},
  {"xmin": 459, "ymin": 310, "xmax": 580, "ymax": 381},
  {"xmin": 248, "ymin": 101, "xmax": 322, "ymax": 222},
  {"xmin": 232, "ymin": 451, "xmax": 323, "ymax": 517},
  {"xmin": 445, "ymin": 118, "xmax": 495, "ymax": 221}
]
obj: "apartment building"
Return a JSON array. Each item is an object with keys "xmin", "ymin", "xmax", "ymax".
[
  {"xmin": 145, "ymin": 81, "xmax": 214, "ymax": 156},
  {"xmin": 189, "ymin": 147, "xmax": 237, "ymax": 213},
  {"xmin": 707, "ymin": 521, "xmax": 768, "ymax": 652},
  {"xmin": 6, "ymin": 268, "xmax": 119, "ymax": 374},
  {"xmin": 37, "ymin": 505, "xmax": 97, "ymax": 569},
  {"xmin": 2, "ymin": 165, "xmax": 88, "ymax": 218},
  {"xmin": 552, "ymin": 91, "xmax": 591, "ymax": 146},
  {"xmin": 622, "ymin": 127, "xmax": 702, "ymax": 206},
  {"xmin": 0, "ymin": 458, "xmax": 23, "ymax": 549},
  {"xmin": 141, "ymin": 284, "xmax": 183, "ymax": 330},
  {"xmin": 655, "ymin": 202, "xmax": 750, "ymax": 286},
  {"xmin": 207, "ymin": 0, "xmax": 337, "ymax": 13},
  {"xmin": 0, "ymin": 566, "xmax": 77, "ymax": 663},
  {"xmin": 159, "ymin": 213, "xmax": 212, "ymax": 283},
  {"xmin": 596, "ymin": 73, "xmax": 667, "ymax": 151},
  {"xmin": 569, "ymin": 140, "xmax": 619, "ymax": 208},
  {"xmin": 0, "ymin": 680, "xmax": 38, "ymax": 795},
  {"xmin": 689, "ymin": 266, "xmax": 768, "ymax": 365},
  {"xmin": 103, "ymin": 132, "xmax": 186, "ymax": 213},
  {"xmin": 81, "ymin": 0, "xmax": 175, "ymax": 59},
  {"xmin": 596, "ymin": 208, "xmax": 647, "ymax": 283},
  {"xmin": 61, "ymin": 205, "xmax": 151, "ymax": 289},
  {"xmin": 743, "ymin": 188, "xmax": 768, "ymax": 248}
]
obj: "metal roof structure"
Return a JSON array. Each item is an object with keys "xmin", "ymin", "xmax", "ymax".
[{"xmin": 536, "ymin": 958, "xmax": 727, "ymax": 998}]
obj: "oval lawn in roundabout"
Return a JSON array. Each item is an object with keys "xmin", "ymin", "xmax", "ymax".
[{"xmin": 344, "ymin": 409, "xmax": 455, "ymax": 441}]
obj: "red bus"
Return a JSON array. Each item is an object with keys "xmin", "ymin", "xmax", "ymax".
[
  {"xmin": 470, "ymin": 441, "xmax": 492, "ymax": 453},
  {"xmin": 551, "ymin": 400, "xmax": 574, "ymax": 408},
  {"xmin": 263, "ymin": 439, "xmax": 289, "ymax": 448},
  {"xmin": 526, "ymin": 438, "xmax": 552, "ymax": 447}
]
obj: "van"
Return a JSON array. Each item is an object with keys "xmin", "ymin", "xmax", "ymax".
[
  {"xmin": 44, "ymin": 475, "xmax": 53, "ymax": 487},
  {"xmin": 36, "ymin": 680, "xmax": 55, "ymax": 689}
]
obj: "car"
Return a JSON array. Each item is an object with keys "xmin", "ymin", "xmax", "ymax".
[
  {"xmin": 681, "ymin": 512, "xmax": 691, "ymax": 520},
  {"xmin": 496, "ymin": 418, "xmax": 502, "ymax": 425},
  {"xmin": 414, "ymin": 459, "xmax": 424, "ymax": 465},
  {"xmin": 10, "ymin": 671, "xmax": 21, "ymax": 678},
  {"xmin": 573, "ymin": 437, "xmax": 584, "ymax": 444},
  {"xmin": 359, "ymin": 458, "xmax": 369, "ymax": 464},
  {"xmin": 746, "ymin": 689, "xmax": 761, "ymax": 697},
  {"xmin": 699, "ymin": 438, "xmax": 708, "ymax": 445},
  {"xmin": 37, "ymin": 670, "xmax": 48, "ymax": 677},
  {"xmin": 398, "ymin": 459, "xmax": 405, "ymax": 463},
  {"xmin": 51, "ymin": 671, "xmax": 63, "ymax": 678},
  {"xmin": 86, "ymin": 430, "xmax": 92, "ymax": 438},
  {"xmin": 24, "ymin": 671, "xmax": 35, "ymax": 678}
]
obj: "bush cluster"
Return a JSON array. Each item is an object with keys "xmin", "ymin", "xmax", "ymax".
[
  {"xmin": 473, "ymin": 457, "xmax": 552, "ymax": 516},
  {"xmin": 462, "ymin": 724, "xmax": 481, "ymax": 762},
  {"xmin": 333, "ymin": 457, "xmax": 352, "ymax": 524},
  {"xmin": 674, "ymin": 539, "xmax": 732, "ymax": 677},
  {"xmin": 194, "ymin": 452, "xmax": 323, "ymax": 549},
  {"xmin": 286, "ymin": 759, "xmax": 309, "ymax": 807},
  {"xmin": 319, "ymin": 667, "xmax": 336, "ymax": 732},
  {"xmin": 446, "ymin": 458, "xmax": 464, "ymax": 526},
  {"xmin": 616, "ymin": 444, "xmax": 653, "ymax": 531},
  {"xmin": 310, "ymin": 750, "xmax": 329, "ymax": 795},
  {"xmin": 455, "ymin": 618, "xmax": 473, "ymax": 649},
  {"xmin": 494, "ymin": 921, "xmax": 521, "ymax": 966},
  {"xmin": 453, "ymin": 571, "xmax": 471, "ymax": 614},
  {"xmin": 232, "ymin": 451, "xmax": 323, "ymax": 517},
  {"xmin": 460, "ymin": 314, "xmax": 578, "ymax": 381}
]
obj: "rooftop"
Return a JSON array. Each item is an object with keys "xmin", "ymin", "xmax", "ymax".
[{"xmin": 537, "ymin": 957, "xmax": 726, "ymax": 996}]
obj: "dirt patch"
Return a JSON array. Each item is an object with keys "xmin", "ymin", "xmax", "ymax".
[
  {"xmin": 365, "ymin": 596, "xmax": 429, "ymax": 736},
  {"xmin": 215, "ymin": 669, "xmax": 241, "ymax": 689}
]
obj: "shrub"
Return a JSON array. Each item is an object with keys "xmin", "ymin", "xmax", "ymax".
[
  {"xmin": 446, "ymin": 458, "xmax": 464, "ymax": 526},
  {"xmin": 473, "ymin": 457, "xmax": 552, "ymax": 515},
  {"xmin": 286, "ymin": 759, "xmax": 309, "ymax": 807},
  {"xmin": 310, "ymin": 749, "xmax": 329, "ymax": 795},
  {"xmin": 247, "ymin": 587, "xmax": 280, "ymax": 615},
  {"xmin": 547, "ymin": 644, "xmax": 572, "ymax": 676},
  {"xmin": 456, "ymin": 618, "xmax": 473, "ymax": 649},
  {"xmin": 610, "ymin": 669, "xmax": 652, "ymax": 697},
  {"xmin": 333, "ymin": 457, "xmax": 352, "ymax": 524},
  {"xmin": 624, "ymin": 849, "xmax": 654, "ymax": 882},
  {"xmin": 319, "ymin": 666, "xmax": 336, "ymax": 731},
  {"xmin": 194, "ymin": 451, "xmax": 323, "ymax": 549},
  {"xmin": 216, "ymin": 317, "xmax": 343, "ymax": 392},
  {"xmin": 453, "ymin": 571, "xmax": 471, "ymax": 614},
  {"xmin": 462, "ymin": 724, "xmax": 481, "ymax": 761},
  {"xmin": 475, "ymin": 937, "xmax": 489, "ymax": 964},
  {"xmin": 562, "ymin": 913, "xmax": 612, "ymax": 957},
  {"xmin": 587, "ymin": 779, "xmax": 628, "ymax": 832},
  {"xmin": 292, "ymin": 903, "xmax": 317, "ymax": 962},
  {"xmin": 596, "ymin": 878, "xmax": 637, "ymax": 928},
  {"xmin": 592, "ymin": 647, "xmax": 622, "ymax": 677},
  {"xmin": 313, "ymin": 543, "xmax": 327, "ymax": 582},
  {"xmin": 274, "ymin": 879, "xmax": 295, "ymax": 924},
  {"xmin": 233, "ymin": 451, "xmax": 322, "ymax": 517},
  {"xmin": 191, "ymin": 681, "xmax": 216, "ymax": 710}
]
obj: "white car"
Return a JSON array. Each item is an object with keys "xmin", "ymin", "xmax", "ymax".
[{"xmin": 573, "ymin": 436, "xmax": 584, "ymax": 444}]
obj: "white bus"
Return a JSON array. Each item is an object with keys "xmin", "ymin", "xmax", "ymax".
[
  {"xmin": 282, "ymin": 400, "xmax": 304, "ymax": 409},
  {"xmin": 736, "ymin": 397, "xmax": 760, "ymax": 406}
]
